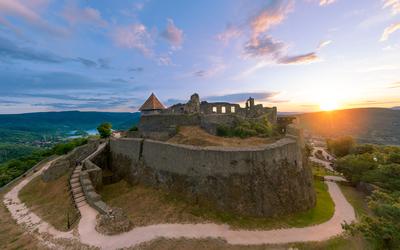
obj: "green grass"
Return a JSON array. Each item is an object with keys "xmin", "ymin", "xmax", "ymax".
[
  {"xmin": 101, "ymin": 179, "xmax": 334, "ymax": 230},
  {"xmin": 19, "ymin": 173, "xmax": 79, "ymax": 231},
  {"xmin": 311, "ymin": 161, "xmax": 340, "ymax": 177}
]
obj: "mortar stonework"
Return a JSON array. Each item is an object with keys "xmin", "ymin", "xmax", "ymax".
[{"xmin": 108, "ymin": 132, "xmax": 316, "ymax": 217}]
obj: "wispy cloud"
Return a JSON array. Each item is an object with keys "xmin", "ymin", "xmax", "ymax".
[
  {"xmin": 241, "ymin": 1, "xmax": 320, "ymax": 66},
  {"xmin": 216, "ymin": 24, "xmax": 242, "ymax": 44},
  {"xmin": 388, "ymin": 81, "xmax": 400, "ymax": 88},
  {"xmin": 243, "ymin": 35, "xmax": 286, "ymax": 61},
  {"xmin": 161, "ymin": 18, "xmax": 184, "ymax": 48},
  {"xmin": 62, "ymin": 4, "xmax": 108, "ymax": 27},
  {"xmin": 205, "ymin": 92, "xmax": 280, "ymax": 103},
  {"xmin": 317, "ymin": 40, "xmax": 332, "ymax": 50},
  {"xmin": 0, "ymin": 0, "xmax": 67, "ymax": 36},
  {"xmin": 0, "ymin": 35, "xmax": 109, "ymax": 68},
  {"xmin": 383, "ymin": 0, "xmax": 400, "ymax": 15},
  {"xmin": 278, "ymin": 52, "xmax": 319, "ymax": 64},
  {"xmin": 380, "ymin": 22, "xmax": 400, "ymax": 41},
  {"xmin": 318, "ymin": 0, "xmax": 337, "ymax": 6},
  {"xmin": 112, "ymin": 24, "xmax": 153, "ymax": 56},
  {"xmin": 250, "ymin": 0, "xmax": 294, "ymax": 42}
]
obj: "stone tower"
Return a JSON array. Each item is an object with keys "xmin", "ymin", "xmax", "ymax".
[{"xmin": 184, "ymin": 93, "xmax": 200, "ymax": 113}]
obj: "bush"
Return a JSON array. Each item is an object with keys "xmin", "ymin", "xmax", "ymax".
[
  {"xmin": 129, "ymin": 125, "xmax": 138, "ymax": 132},
  {"xmin": 97, "ymin": 122, "xmax": 112, "ymax": 138},
  {"xmin": 216, "ymin": 118, "xmax": 275, "ymax": 138}
]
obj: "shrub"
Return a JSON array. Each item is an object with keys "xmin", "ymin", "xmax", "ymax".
[
  {"xmin": 97, "ymin": 122, "xmax": 112, "ymax": 138},
  {"xmin": 129, "ymin": 125, "xmax": 138, "ymax": 132},
  {"xmin": 217, "ymin": 118, "xmax": 275, "ymax": 138}
]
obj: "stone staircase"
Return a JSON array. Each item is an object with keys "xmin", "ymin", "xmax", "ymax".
[{"xmin": 70, "ymin": 165, "xmax": 87, "ymax": 208}]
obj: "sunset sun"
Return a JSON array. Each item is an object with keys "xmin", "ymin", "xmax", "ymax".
[{"xmin": 320, "ymin": 100, "xmax": 339, "ymax": 111}]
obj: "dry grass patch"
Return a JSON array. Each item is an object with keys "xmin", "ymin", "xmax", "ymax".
[
  {"xmin": 167, "ymin": 126, "xmax": 279, "ymax": 147},
  {"xmin": 100, "ymin": 179, "xmax": 333, "ymax": 230},
  {"xmin": 19, "ymin": 173, "xmax": 79, "ymax": 231}
]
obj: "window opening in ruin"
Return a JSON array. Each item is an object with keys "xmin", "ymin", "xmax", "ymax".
[
  {"xmin": 221, "ymin": 106, "xmax": 226, "ymax": 113},
  {"xmin": 231, "ymin": 106, "xmax": 235, "ymax": 113},
  {"xmin": 212, "ymin": 106, "xmax": 217, "ymax": 113}
]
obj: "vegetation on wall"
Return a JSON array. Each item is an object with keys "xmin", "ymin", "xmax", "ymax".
[
  {"xmin": 0, "ymin": 138, "xmax": 87, "ymax": 187},
  {"xmin": 217, "ymin": 118, "xmax": 276, "ymax": 138},
  {"xmin": 330, "ymin": 137, "xmax": 400, "ymax": 249}
]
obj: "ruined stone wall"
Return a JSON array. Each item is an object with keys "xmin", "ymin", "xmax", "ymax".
[
  {"xmin": 42, "ymin": 142, "xmax": 99, "ymax": 182},
  {"xmin": 109, "ymin": 135, "xmax": 316, "ymax": 217}
]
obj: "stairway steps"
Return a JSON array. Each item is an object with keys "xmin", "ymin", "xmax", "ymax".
[
  {"xmin": 71, "ymin": 182, "xmax": 80, "ymax": 189},
  {"xmin": 74, "ymin": 196, "xmax": 86, "ymax": 203}
]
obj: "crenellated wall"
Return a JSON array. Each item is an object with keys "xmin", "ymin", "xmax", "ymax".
[{"xmin": 108, "ymin": 131, "xmax": 316, "ymax": 217}]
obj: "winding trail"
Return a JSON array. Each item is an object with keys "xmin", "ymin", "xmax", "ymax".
[{"xmin": 3, "ymin": 144, "xmax": 356, "ymax": 250}]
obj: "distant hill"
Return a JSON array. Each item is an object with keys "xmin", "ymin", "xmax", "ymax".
[
  {"xmin": 0, "ymin": 111, "xmax": 141, "ymax": 143},
  {"xmin": 297, "ymin": 108, "xmax": 400, "ymax": 145}
]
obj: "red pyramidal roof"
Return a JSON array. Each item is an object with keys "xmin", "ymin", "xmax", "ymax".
[{"xmin": 139, "ymin": 93, "xmax": 165, "ymax": 111}]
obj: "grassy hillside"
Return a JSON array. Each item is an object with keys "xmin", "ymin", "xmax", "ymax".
[{"xmin": 298, "ymin": 108, "xmax": 400, "ymax": 145}]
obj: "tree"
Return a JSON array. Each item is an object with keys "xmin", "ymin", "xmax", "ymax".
[
  {"xmin": 97, "ymin": 122, "xmax": 112, "ymax": 138},
  {"xmin": 344, "ymin": 191, "xmax": 400, "ymax": 249},
  {"xmin": 326, "ymin": 136, "xmax": 355, "ymax": 157}
]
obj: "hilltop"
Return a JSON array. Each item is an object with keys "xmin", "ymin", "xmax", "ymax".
[{"xmin": 298, "ymin": 108, "xmax": 400, "ymax": 145}]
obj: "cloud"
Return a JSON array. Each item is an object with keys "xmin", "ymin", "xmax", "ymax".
[
  {"xmin": 112, "ymin": 24, "xmax": 153, "ymax": 56},
  {"xmin": 157, "ymin": 55, "xmax": 173, "ymax": 66},
  {"xmin": 250, "ymin": 0, "xmax": 294, "ymax": 41},
  {"xmin": 383, "ymin": 0, "xmax": 400, "ymax": 15},
  {"xmin": 128, "ymin": 67, "xmax": 144, "ymax": 72},
  {"xmin": 216, "ymin": 24, "xmax": 242, "ymax": 44},
  {"xmin": 62, "ymin": 4, "xmax": 108, "ymax": 27},
  {"xmin": 111, "ymin": 78, "xmax": 128, "ymax": 83},
  {"xmin": 161, "ymin": 18, "xmax": 184, "ymax": 48},
  {"xmin": 0, "ymin": 35, "xmax": 109, "ymax": 68},
  {"xmin": 243, "ymin": 35, "xmax": 285, "ymax": 59},
  {"xmin": 0, "ymin": 71, "xmax": 140, "ymax": 94},
  {"xmin": 241, "ymin": 1, "xmax": 319, "ymax": 66},
  {"xmin": 97, "ymin": 58, "xmax": 111, "ymax": 69},
  {"xmin": 0, "ymin": 0, "xmax": 67, "ymax": 36},
  {"xmin": 192, "ymin": 60, "xmax": 226, "ymax": 78},
  {"xmin": 75, "ymin": 57, "xmax": 97, "ymax": 67},
  {"xmin": 317, "ymin": 40, "xmax": 332, "ymax": 50},
  {"xmin": 318, "ymin": 0, "xmax": 337, "ymax": 6},
  {"xmin": 388, "ymin": 81, "xmax": 400, "ymax": 88},
  {"xmin": 278, "ymin": 52, "xmax": 319, "ymax": 64},
  {"xmin": 205, "ymin": 92, "xmax": 279, "ymax": 103},
  {"xmin": 380, "ymin": 22, "xmax": 400, "ymax": 41}
]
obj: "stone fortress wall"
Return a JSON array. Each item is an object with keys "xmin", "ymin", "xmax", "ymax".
[{"xmin": 106, "ymin": 125, "xmax": 316, "ymax": 217}]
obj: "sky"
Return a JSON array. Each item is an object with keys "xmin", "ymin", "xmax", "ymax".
[{"xmin": 0, "ymin": 0, "xmax": 399, "ymax": 114}]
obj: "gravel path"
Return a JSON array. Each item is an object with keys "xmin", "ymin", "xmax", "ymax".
[
  {"xmin": 3, "ymin": 158, "xmax": 75, "ymax": 241},
  {"xmin": 4, "ymin": 145, "xmax": 356, "ymax": 250}
]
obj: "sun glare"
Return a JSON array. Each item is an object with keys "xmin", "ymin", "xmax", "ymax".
[{"xmin": 320, "ymin": 100, "xmax": 339, "ymax": 111}]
